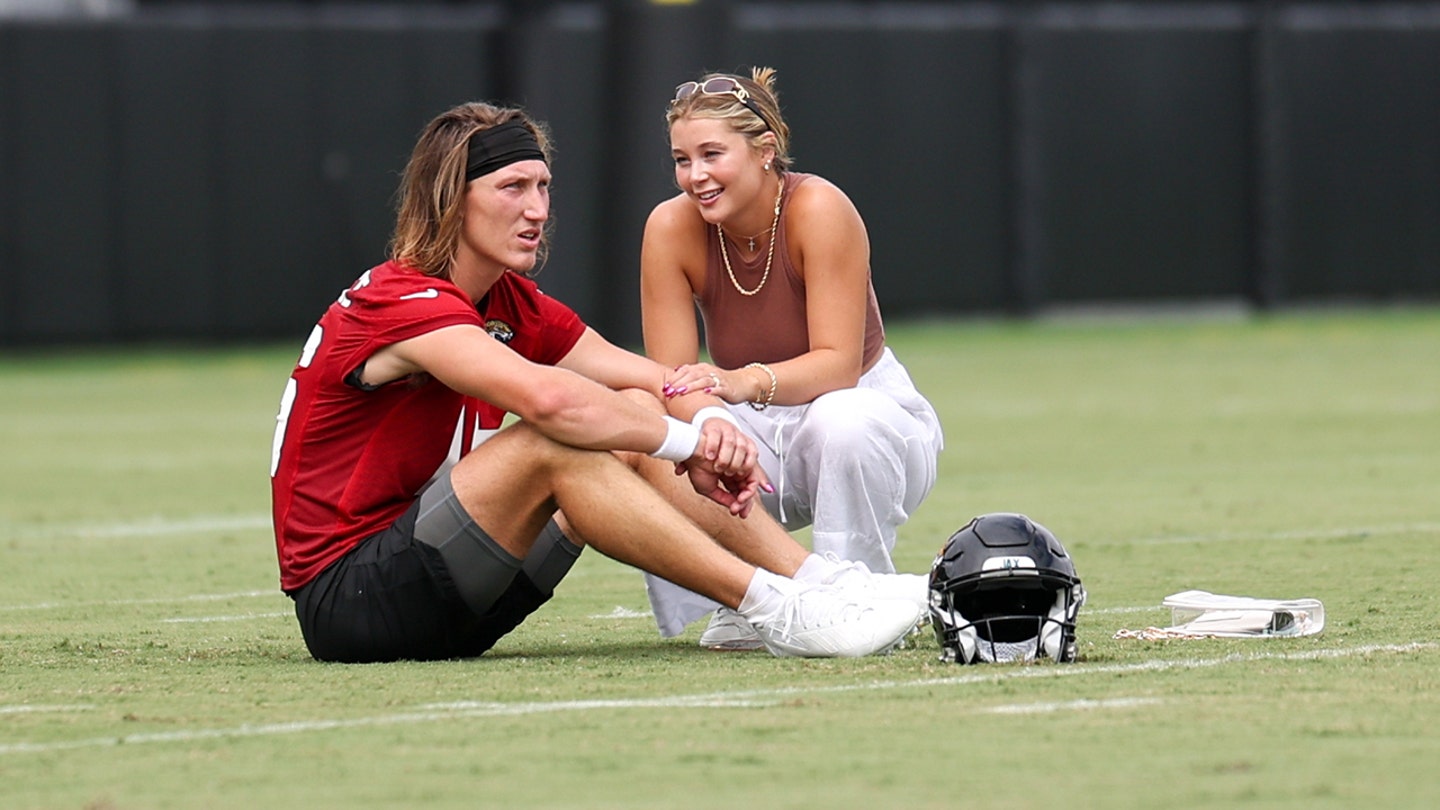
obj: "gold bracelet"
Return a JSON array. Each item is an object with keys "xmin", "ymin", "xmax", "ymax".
[{"xmin": 744, "ymin": 362, "xmax": 777, "ymax": 411}]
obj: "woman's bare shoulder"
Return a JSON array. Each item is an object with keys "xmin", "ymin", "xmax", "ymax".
[
  {"xmin": 789, "ymin": 173, "xmax": 857, "ymax": 214},
  {"xmin": 647, "ymin": 192, "xmax": 705, "ymax": 235}
]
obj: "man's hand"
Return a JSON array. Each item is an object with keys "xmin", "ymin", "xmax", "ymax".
[
  {"xmin": 679, "ymin": 461, "xmax": 768, "ymax": 518},
  {"xmin": 692, "ymin": 412, "xmax": 759, "ymax": 479},
  {"xmin": 676, "ymin": 420, "xmax": 771, "ymax": 517}
]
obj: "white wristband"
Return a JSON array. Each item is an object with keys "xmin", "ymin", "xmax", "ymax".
[
  {"xmin": 651, "ymin": 416, "xmax": 701, "ymax": 463},
  {"xmin": 691, "ymin": 405, "xmax": 740, "ymax": 430}
]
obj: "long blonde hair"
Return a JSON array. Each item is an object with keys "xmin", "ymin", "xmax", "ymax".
[
  {"xmin": 667, "ymin": 66, "xmax": 793, "ymax": 173},
  {"xmin": 388, "ymin": 102, "xmax": 554, "ymax": 278}
]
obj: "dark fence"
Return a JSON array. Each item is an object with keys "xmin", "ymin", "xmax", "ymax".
[{"xmin": 1, "ymin": 1, "xmax": 1437, "ymax": 347}]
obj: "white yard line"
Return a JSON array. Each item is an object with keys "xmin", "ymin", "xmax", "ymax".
[
  {"xmin": 6, "ymin": 514, "xmax": 1434, "ymax": 547},
  {"xmin": 0, "ymin": 591, "xmax": 278, "ymax": 613},
  {"xmin": 160, "ymin": 612, "xmax": 292, "ymax": 624},
  {"xmin": 0, "ymin": 642, "xmax": 1428, "ymax": 757},
  {"xmin": 1127, "ymin": 522, "xmax": 1440, "ymax": 546},
  {"xmin": 6, "ymin": 514, "xmax": 272, "ymax": 540},
  {"xmin": 0, "ymin": 705, "xmax": 94, "ymax": 715},
  {"xmin": 588, "ymin": 607, "xmax": 652, "ymax": 619},
  {"xmin": 981, "ymin": 696, "xmax": 1164, "ymax": 714}
]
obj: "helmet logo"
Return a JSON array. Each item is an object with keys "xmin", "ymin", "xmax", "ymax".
[{"xmin": 982, "ymin": 556, "xmax": 1037, "ymax": 572}]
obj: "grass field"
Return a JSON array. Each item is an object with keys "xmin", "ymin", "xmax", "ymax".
[{"xmin": 2, "ymin": 307, "xmax": 1438, "ymax": 809}]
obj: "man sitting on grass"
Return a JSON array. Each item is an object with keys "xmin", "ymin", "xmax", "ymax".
[{"xmin": 269, "ymin": 101, "xmax": 924, "ymax": 664}]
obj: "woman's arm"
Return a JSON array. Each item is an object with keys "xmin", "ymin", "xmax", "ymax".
[
  {"xmin": 558, "ymin": 326, "xmax": 758, "ymax": 476},
  {"xmin": 777, "ymin": 177, "xmax": 870, "ymax": 400},
  {"xmin": 640, "ymin": 196, "xmax": 706, "ymax": 368},
  {"xmin": 556, "ymin": 327, "xmax": 667, "ymax": 400}
]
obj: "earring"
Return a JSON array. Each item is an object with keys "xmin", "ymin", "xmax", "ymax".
[{"xmin": 764, "ymin": 162, "xmax": 771, "ymax": 172}]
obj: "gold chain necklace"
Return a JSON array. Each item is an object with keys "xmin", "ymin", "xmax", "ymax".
[{"xmin": 719, "ymin": 181, "xmax": 785, "ymax": 297}]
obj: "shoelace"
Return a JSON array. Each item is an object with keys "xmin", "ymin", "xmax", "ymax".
[
  {"xmin": 772, "ymin": 587, "xmax": 868, "ymax": 639},
  {"xmin": 818, "ymin": 553, "xmax": 876, "ymax": 588}
]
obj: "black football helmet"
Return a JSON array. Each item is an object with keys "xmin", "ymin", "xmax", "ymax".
[{"xmin": 929, "ymin": 513, "xmax": 1085, "ymax": 664}]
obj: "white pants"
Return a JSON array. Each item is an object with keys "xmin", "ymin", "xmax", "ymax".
[{"xmin": 645, "ymin": 348, "xmax": 944, "ymax": 637}]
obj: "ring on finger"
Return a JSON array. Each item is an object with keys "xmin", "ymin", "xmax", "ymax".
[{"xmin": 708, "ymin": 373, "xmax": 720, "ymax": 387}]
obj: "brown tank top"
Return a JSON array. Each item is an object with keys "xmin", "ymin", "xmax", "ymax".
[{"xmin": 699, "ymin": 172, "xmax": 885, "ymax": 370}]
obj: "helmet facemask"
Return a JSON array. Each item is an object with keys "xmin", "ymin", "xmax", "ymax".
[
  {"xmin": 932, "ymin": 577, "xmax": 1084, "ymax": 663},
  {"xmin": 929, "ymin": 513, "xmax": 1085, "ymax": 664}
]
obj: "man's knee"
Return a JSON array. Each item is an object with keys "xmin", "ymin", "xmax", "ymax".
[
  {"xmin": 474, "ymin": 420, "xmax": 606, "ymax": 468},
  {"xmin": 449, "ymin": 421, "xmax": 618, "ymax": 506}
]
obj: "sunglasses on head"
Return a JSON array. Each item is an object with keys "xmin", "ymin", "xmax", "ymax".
[{"xmin": 672, "ymin": 77, "xmax": 772, "ymax": 131}]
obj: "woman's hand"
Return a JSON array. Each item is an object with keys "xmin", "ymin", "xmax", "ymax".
[{"xmin": 663, "ymin": 362, "xmax": 752, "ymax": 406}]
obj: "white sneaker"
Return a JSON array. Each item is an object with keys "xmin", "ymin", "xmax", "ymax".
[
  {"xmin": 817, "ymin": 553, "xmax": 931, "ymax": 618},
  {"xmin": 753, "ymin": 586, "xmax": 924, "ymax": 658},
  {"xmin": 698, "ymin": 608, "xmax": 764, "ymax": 651}
]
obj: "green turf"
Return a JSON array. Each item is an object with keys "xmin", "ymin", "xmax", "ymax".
[{"xmin": 2, "ymin": 308, "xmax": 1438, "ymax": 809}]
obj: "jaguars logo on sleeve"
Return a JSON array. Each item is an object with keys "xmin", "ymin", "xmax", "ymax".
[{"xmin": 484, "ymin": 319, "xmax": 515, "ymax": 344}]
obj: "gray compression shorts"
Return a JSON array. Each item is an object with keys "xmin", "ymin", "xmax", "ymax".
[{"xmin": 415, "ymin": 472, "xmax": 582, "ymax": 617}]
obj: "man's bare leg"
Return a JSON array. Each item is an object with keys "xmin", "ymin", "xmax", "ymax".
[
  {"xmin": 446, "ymin": 420, "xmax": 922, "ymax": 658},
  {"xmin": 623, "ymin": 450, "xmax": 809, "ymax": 577},
  {"xmin": 591, "ymin": 388, "xmax": 811, "ymax": 576},
  {"xmin": 448, "ymin": 421, "xmax": 755, "ymax": 609}
]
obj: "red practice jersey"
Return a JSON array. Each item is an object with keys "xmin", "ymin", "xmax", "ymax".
[{"xmin": 269, "ymin": 261, "xmax": 585, "ymax": 592}]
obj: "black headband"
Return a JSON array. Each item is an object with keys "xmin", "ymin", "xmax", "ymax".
[{"xmin": 465, "ymin": 119, "xmax": 546, "ymax": 181}]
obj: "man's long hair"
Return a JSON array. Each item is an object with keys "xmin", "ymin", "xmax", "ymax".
[{"xmin": 388, "ymin": 103, "xmax": 554, "ymax": 279}]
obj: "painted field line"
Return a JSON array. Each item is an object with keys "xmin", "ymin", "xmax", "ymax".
[
  {"xmin": 0, "ymin": 590, "xmax": 278, "ymax": 613},
  {"xmin": 588, "ymin": 607, "xmax": 652, "ymax": 619},
  {"xmin": 0, "ymin": 641, "xmax": 1428, "ymax": 757},
  {"xmin": 982, "ymin": 697, "xmax": 1163, "ymax": 715},
  {"xmin": 1127, "ymin": 521, "xmax": 1440, "ymax": 546},
  {"xmin": 0, "ymin": 705, "xmax": 94, "ymax": 715},
  {"xmin": 1084, "ymin": 605, "xmax": 1164, "ymax": 615},
  {"xmin": 443, "ymin": 642, "xmax": 1436, "ymax": 708},
  {"xmin": 7, "ymin": 514, "xmax": 1434, "ymax": 548},
  {"xmin": 0, "ymin": 696, "xmax": 773, "ymax": 756},
  {"xmin": 161, "ymin": 612, "xmax": 292, "ymax": 624},
  {"xmin": 8, "ymin": 514, "xmax": 270, "ymax": 540}
]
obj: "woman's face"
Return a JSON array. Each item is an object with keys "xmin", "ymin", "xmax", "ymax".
[
  {"xmin": 670, "ymin": 117, "xmax": 767, "ymax": 227},
  {"xmin": 455, "ymin": 159, "xmax": 550, "ymax": 276}
]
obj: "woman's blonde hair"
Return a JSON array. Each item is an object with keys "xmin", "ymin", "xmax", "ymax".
[
  {"xmin": 388, "ymin": 102, "xmax": 554, "ymax": 278},
  {"xmin": 667, "ymin": 66, "xmax": 792, "ymax": 172}
]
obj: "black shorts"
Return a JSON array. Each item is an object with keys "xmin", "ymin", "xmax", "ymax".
[{"xmin": 290, "ymin": 500, "xmax": 552, "ymax": 664}]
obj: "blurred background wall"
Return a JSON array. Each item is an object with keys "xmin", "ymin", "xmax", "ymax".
[{"xmin": 1, "ymin": 0, "xmax": 1437, "ymax": 346}]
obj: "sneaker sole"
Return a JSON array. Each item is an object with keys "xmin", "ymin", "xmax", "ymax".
[
  {"xmin": 701, "ymin": 640, "xmax": 765, "ymax": 652},
  {"xmin": 881, "ymin": 613, "xmax": 932, "ymax": 653}
]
